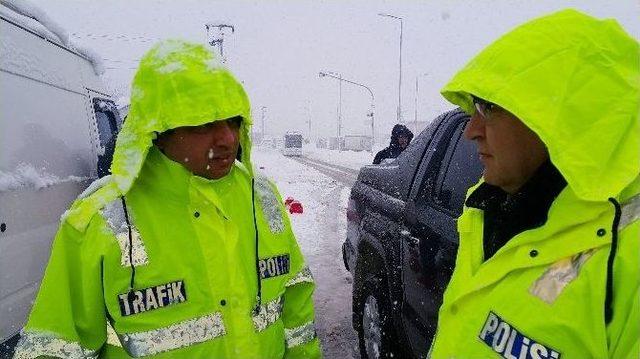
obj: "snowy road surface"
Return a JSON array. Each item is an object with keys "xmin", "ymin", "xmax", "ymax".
[
  {"xmin": 292, "ymin": 156, "xmax": 359, "ymax": 187},
  {"xmin": 253, "ymin": 147, "xmax": 361, "ymax": 359}
]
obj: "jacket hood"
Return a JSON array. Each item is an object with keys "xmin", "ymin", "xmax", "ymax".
[
  {"xmin": 389, "ymin": 124, "xmax": 414, "ymax": 147},
  {"xmin": 111, "ymin": 39, "xmax": 253, "ymax": 194},
  {"xmin": 441, "ymin": 9, "xmax": 640, "ymax": 201}
]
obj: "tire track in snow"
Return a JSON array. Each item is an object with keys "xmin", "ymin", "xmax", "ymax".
[{"xmin": 291, "ymin": 156, "xmax": 359, "ymax": 187}]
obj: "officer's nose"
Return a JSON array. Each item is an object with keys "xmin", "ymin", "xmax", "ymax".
[{"xmin": 464, "ymin": 112, "xmax": 485, "ymax": 141}]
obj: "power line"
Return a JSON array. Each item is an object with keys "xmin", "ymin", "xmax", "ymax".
[{"xmin": 71, "ymin": 32, "xmax": 160, "ymax": 43}]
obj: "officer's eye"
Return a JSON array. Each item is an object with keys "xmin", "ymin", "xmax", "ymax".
[{"xmin": 185, "ymin": 125, "xmax": 211, "ymax": 134}]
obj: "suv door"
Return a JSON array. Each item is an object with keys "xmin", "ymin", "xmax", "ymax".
[{"xmin": 400, "ymin": 114, "xmax": 483, "ymax": 356}]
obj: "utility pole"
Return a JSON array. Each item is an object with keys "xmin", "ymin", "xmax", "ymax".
[
  {"xmin": 379, "ymin": 13, "xmax": 403, "ymax": 123},
  {"xmin": 414, "ymin": 76, "xmax": 418, "ymax": 132},
  {"xmin": 260, "ymin": 106, "xmax": 266, "ymax": 139},
  {"xmin": 414, "ymin": 73, "xmax": 428, "ymax": 134},
  {"xmin": 306, "ymin": 101, "xmax": 312, "ymax": 142},
  {"xmin": 205, "ymin": 23, "xmax": 235, "ymax": 62},
  {"xmin": 338, "ymin": 74, "xmax": 342, "ymax": 139}
]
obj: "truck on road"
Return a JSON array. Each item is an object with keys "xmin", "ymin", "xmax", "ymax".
[
  {"xmin": 343, "ymin": 108, "xmax": 483, "ymax": 358},
  {"xmin": 282, "ymin": 131, "xmax": 303, "ymax": 156}
]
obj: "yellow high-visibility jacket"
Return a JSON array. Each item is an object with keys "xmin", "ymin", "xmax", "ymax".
[
  {"xmin": 14, "ymin": 40, "xmax": 322, "ymax": 359},
  {"xmin": 431, "ymin": 9, "xmax": 639, "ymax": 358}
]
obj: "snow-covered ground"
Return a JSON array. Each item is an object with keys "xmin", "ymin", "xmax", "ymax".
[{"xmin": 252, "ymin": 146, "xmax": 360, "ymax": 359}]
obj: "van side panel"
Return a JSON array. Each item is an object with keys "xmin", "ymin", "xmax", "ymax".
[
  {"xmin": 0, "ymin": 70, "xmax": 96, "ymax": 178},
  {"xmin": 0, "ymin": 19, "xmax": 85, "ymax": 93},
  {"xmin": 0, "ymin": 18, "xmax": 99, "ymax": 342}
]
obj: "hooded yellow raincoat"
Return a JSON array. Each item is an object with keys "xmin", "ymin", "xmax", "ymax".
[
  {"xmin": 430, "ymin": 10, "xmax": 639, "ymax": 358},
  {"xmin": 14, "ymin": 40, "xmax": 322, "ymax": 359}
]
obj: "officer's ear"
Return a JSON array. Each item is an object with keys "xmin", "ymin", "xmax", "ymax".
[
  {"xmin": 153, "ymin": 130, "xmax": 175, "ymax": 153},
  {"xmin": 153, "ymin": 132, "xmax": 164, "ymax": 151}
]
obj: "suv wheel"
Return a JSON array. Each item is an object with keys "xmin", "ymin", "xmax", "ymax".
[{"xmin": 357, "ymin": 274, "xmax": 400, "ymax": 359}]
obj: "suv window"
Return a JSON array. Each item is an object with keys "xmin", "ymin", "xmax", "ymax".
[
  {"xmin": 413, "ymin": 119, "xmax": 483, "ymax": 216},
  {"xmin": 434, "ymin": 123, "xmax": 483, "ymax": 215}
]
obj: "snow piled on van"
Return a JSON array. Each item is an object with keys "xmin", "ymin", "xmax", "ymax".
[
  {"xmin": 0, "ymin": 0, "xmax": 105, "ymax": 75},
  {"xmin": 0, "ymin": 0, "xmax": 62, "ymax": 44},
  {"xmin": 0, "ymin": 164, "xmax": 88, "ymax": 191}
]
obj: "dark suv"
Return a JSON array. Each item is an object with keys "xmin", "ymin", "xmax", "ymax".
[{"xmin": 343, "ymin": 108, "xmax": 483, "ymax": 358}]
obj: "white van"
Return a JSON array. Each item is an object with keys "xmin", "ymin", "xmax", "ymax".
[{"xmin": 0, "ymin": 1, "xmax": 121, "ymax": 353}]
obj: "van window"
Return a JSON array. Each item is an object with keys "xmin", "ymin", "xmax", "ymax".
[
  {"xmin": 96, "ymin": 112, "xmax": 116, "ymax": 148},
  {"xmin": 92, "ymin": 98, "xmax": 120, "ymax": 177}
]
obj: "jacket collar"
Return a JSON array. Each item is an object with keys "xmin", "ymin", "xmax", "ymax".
[
  {"xmin": 466, "ymin": 160, "xmax": 567, "ymax": 260},
  {"xmin": 448, "ymin": 178, "xmax": 615, "ymax": 306},
  {"xmin": 134, "ymin": 146, "xmax": 237, "ymax": 218},
  {"xmin": 468, "ymin": 160, "xmax": 566, "ymax": 213}
]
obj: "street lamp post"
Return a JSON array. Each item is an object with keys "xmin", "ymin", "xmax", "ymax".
[
  {"xmin": 338, "ymin": 73, "xmax": 342, "ymax": 139},
  {"xmin": 414, "ymin": 73, "xmax": 428, "ymax": 133},
  {"xmin": 306, "ymin": 101, "xmax": 312, "ymax": 142},
  {"xmin": 319, "ymin": 71, "xmax": 376, "ymax": 146},
  {"xmin": 260, "ymin": 106, "xmax": 266, "ymax": 139},
  {"xmin": 379, "ymin": 13, "xmax": 403, "ymax": 123}
]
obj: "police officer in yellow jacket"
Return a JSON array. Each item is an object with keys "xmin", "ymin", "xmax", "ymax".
[
  {"xmin": 430, "ymin": 10, "xmax": 639, "ymax": 358},
  {"xmin": 14, "ymin": 40, "xmax": 322, "ymax": 358}
]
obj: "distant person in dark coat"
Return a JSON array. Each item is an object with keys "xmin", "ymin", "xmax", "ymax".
[{"xmin": 373, "ymin": 124, "xmax": 414, "ymax": 164}]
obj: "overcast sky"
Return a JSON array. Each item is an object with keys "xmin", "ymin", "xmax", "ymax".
[{"xmin": 29, "ymin": 0, "xmax": 640, "ymax": 141}]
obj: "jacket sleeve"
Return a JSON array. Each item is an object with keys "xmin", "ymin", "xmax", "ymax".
[
  {"xmin": 282, "ymin": 235, "xmax": 322, "ymax": 359},
  {"xmin": 372, "ymin": 149, "xmax": 385, "ymax": 164},
  {"xmin": 13, "ymin": 218, "xmax": 107, "ymax": 359}
]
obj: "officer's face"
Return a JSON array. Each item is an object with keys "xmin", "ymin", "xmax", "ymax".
[
  {"xmin": 464, "ymin": 107, "xmax": 547, "ymax": 194},
  {"xmin": 155, "ymin": 117, "xmax": 241, "ymax": 180}
]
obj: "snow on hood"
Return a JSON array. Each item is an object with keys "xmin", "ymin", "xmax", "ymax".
[
  {"xmin": 110, "ymin": 39, "xmax": 253, "ymax": 195},
  {"xmin": 441, "ymin": 9, "xmax": 640, "ymax": 202}
]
